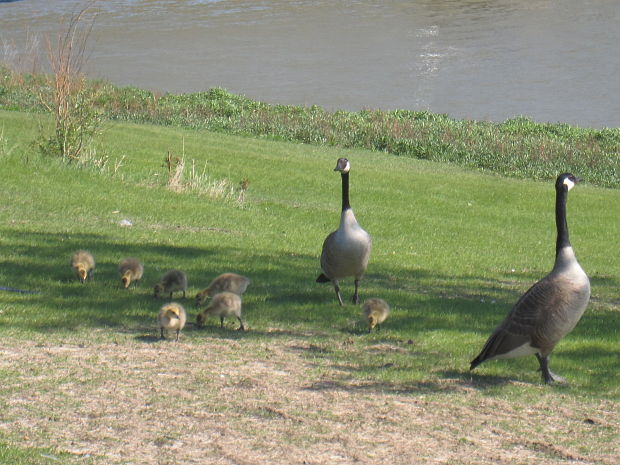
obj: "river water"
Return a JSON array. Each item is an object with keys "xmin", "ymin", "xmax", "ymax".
[{"xmin": 1, "ymin": 0, "xmax": 619, "ymax": 128}]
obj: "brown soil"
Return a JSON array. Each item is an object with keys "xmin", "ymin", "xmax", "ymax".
[{"xmin": 0, "ymin": 336, "xmax": 617, "ymax": 465}]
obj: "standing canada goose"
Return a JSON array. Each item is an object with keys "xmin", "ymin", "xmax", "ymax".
[
  {"xmin": 70, "ymin": 250, "xmax": 95, "ymax": 283},
  {"xmin": 362, "ymin": 298, "xmax": 390, "ymax": 333},
  {"xmin": 154, "ymin": 270, "xmax": 188, "ymax": 299},
  {"xmin": 195, "ymin": 272, "xmax": 251, "ymax": 306},
  {"xmin": 470, "ymin": 173, "xmax": 590, "ymax": 384},
  {"xmin": 118, "ymin": 258, "xmax": 144, "ymax": 289},
  {"xmin": 158, "ymin": 302, "xmax": 187, "ymax": 342},
  {"xmin": 317, "ymin": 157, "xmax": 372, "ymax": 305},
  {"xmin": 196, "ymin": 291, "xmax": 244, "ymax": 331}
]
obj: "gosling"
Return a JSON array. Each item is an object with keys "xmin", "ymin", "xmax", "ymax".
[
  {"xmin": 70, "ymin": 250, "xmax": 95, "ymax": 283},
  {"xmin": 362, "ymin": 298, "xmax": 390, "ymax": 333},
  {"xmin": 118, "ymin": 258, "xmax": 144, "ymax": 288},
  {"xmin": 195, "ymin": 272, "xmax": 251, "ymax": 306},
  {"xmin": 154, "ymin": 269, "xmax": 187, "ymax": 299},
  {"xmin": 158, "ymin": 302, "xmax": 187, "ymax": 342},
  {"xmin": 196, "ymin": 291, "xmax": 244, "ymax": 331}
]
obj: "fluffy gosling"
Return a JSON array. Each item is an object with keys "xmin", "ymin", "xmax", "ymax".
[
  {"xmin": 158, "ymin": 302, "xmax": 187, "ymax": 342},
  {"xmin": 70, "ymin": 250, "xmax": 95, "ymax": 283},
  {"xmin": 118, "ymin": 258, "xmax": 144, "ymax": 288},
  {"xmin": 154, "ymin": 269, "xmax": 188, "ymax": 299},
  {"xmin": 196, "ymin": 291, "xmax": 244, "ymax": 331},
  {"xmin": 195, "ymin": 272, "xmax": 251, "ymax": 306},
  {"xmin": 362, "ymin": 298, "xmax": 390, "ymax": 333}
]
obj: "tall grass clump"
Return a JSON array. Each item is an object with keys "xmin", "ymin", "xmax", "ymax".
[
  {"xmin": 35, "ymin": 2, "xmax": 104, "ymax": 162},
  {"xmin": 163, "ymin": 146, "xmax": 248, "ymax": 205}
]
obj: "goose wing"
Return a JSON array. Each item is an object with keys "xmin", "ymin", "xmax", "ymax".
[{"xmin": 471, "ymin": 275, "xmax": 561, "ymax": 368}]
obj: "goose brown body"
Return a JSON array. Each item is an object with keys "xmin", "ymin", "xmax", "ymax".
[
  {"xmin": 470, "ymin": 173, "xmax": 590, "ymax": 384},
  {"xmin": 118, "ymin": 258, "xmax": 144, "ymax": 288}
]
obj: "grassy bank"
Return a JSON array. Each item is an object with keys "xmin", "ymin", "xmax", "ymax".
[
  {"xmin": 0, "ymin": 108, "xmax": 619, "ymax": 463},
  {"xmin": 1, "ymin": 66, "xmax": 619, "ymax": 188}
]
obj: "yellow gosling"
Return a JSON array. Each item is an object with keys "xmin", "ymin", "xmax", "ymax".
[
  {"xmin": 195, "ymin": 272, "xmax": 251, "ymax": 306},
  {"xmin": 154, "ymin": 269, "xmax": 188, "ymax": 299},
  {"xmin": 362, "ymin": 298, "xmax": 390, "ymax": 333},
  {"xmin": 196, "ymin": 291, "xmax": 244, "ymax": 331},
  {"xmin": 70, "ymin": 250, "xmax": 95, "ymax": 283},
  {"xmin": 118, "ymin": 258, "xmax": 144, "ymax": 288},
  {"xmin": 158, "ymin": 302, "xmax": 187, "ymax": 342}
]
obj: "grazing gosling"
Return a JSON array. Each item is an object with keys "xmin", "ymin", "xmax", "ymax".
[
  {"xmin": 196, "ymin": 291, "xmax": 244, "ymax": 331},
  {"xmin": 195, "ymin": 272, "xmax": 251, "ymax": 306},
  {"xmin": 118, "ymin": 258, "xmax": 144, "ymax": 288},
  {"xmin": 158, "ymin": 302, "xmax": 187, "ymax": 342},
  {"xmin": 70, "ymin": 250, "xmax": 95, "ymax": 283},
  {"xmin": 362, "ymin": 298, "xmax": 390, "ymax": 333},
  {"xmin": 154, "ymin": 269, "xmax": 188, "ymax": 299}
]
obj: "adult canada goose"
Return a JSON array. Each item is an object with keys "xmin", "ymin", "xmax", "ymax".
[
  {"xmin": 70, "ymin": 250, "xmax": 95, "ymax": 283},
  {"xmin": 118, "ymin": 258, "xmax": 144, "ymax": 288},
  {"xmin": 154, "ymin": 270, "xmax": 188, "ymax": 299},
  {"xmin": 470, "ymin": 173, "xmax": 590, "ymax": 384},
  {"xmin": 196, "ymin": 291, "xmax": 244, "ymax": 331},
  {"xmin": 317, "ymin": 158, "xmax": 372, "ymax": 305},
  {"xmin": 195, "ymin": 272, "xmax": 251, "ymax": 306},
  {"xmin": 158, "ymin": 302, "xmax": 187, "ymax": 342},
  {"xmin": 362, "ymin": 298, "xmax": 390, "ymax": 333}
]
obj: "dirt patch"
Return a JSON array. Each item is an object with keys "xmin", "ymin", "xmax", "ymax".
[{"xmin": 0, "ymin": 337, "xmax": 618, "ymax": 465}]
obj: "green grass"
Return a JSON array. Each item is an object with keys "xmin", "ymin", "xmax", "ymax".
[
  {"xmin": 2, "ymin": 67, "xmax": 620, "ymax": 188},
  {"xmin": 1, "ymin": 108, "xmax": 618, "ymax": 401}
]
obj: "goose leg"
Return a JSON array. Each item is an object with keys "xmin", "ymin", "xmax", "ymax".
[
  {"xmin": 352, "ymin": 279, "xmax": 360, "ymax": 304},
  {"xmin": 333, "ymin": 282, "xmax": 344, "ymax": 306},
  {"xmin": 536, "ymin": 353, "xmax": 567, "ymax": 384},
  {"xmin": 220, "ymin": 316, "xmax": 225, "ymax": 328}
]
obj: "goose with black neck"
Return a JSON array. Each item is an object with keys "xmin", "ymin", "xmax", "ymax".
[
  {"xmin": 470, "ymin": 173, "xmax": 590, "ymax": 384},
  {"xmin": 317, "ymin": 158, "xmax": 372, "ymax": 306}
]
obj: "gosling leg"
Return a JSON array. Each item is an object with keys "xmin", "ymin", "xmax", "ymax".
[{"xmin": 237, "ymin": 317, "xmax": 245, "ymax": 332}]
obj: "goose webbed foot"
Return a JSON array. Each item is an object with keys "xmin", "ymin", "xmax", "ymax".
[{"xmin": 536, "ymin": 353, "xmax": 567, "ymax": 384}]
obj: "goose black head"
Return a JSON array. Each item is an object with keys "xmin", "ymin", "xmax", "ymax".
[
  {"xmin": 334, "ymin": 157, "xmax": 351, "ymax": 173},
  {"xmin": 556, "ymin": 173, "xmax": 581, "ymax": 192}
]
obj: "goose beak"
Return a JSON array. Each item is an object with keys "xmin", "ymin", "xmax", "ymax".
[{"xmin": 574, "ymin": 176, "xmax": 582, "ymax": 184}]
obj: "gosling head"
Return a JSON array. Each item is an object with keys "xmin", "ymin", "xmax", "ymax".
[
  {"xmin": 75, "ymin": 265, "xmax": 88, "ymax": 283},
  {"xmin": 334, "ymin": 157, "xmax": 351, "ymax": 174},
  {"xmin": 154, "ymin": 283, "xmax": 163, "ymax": 298},
  {"xmin": 195, "ymin": 290, "xmax": 208, "ymax": 307},
  {"xmin": 196, "ymin": 312, "xmax": 206, "ymax": 327},
  {"xmin": 556, "ymin": 173, "xmax": 581, "ymax": 192},
  {"xmin": 121, "ymin": 271, "xmax": 131, "ymax": 289}
]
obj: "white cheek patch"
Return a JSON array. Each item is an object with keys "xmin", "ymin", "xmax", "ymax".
[
  {"xmin": 342, "ymin": 161, "xmax": 351, "ymax": 173},
  {"xmin": 563, "ymin": 178, "xmax": 575, "ymax": 191}
]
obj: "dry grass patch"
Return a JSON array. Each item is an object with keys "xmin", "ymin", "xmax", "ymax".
[{"xmin": 0, "ymin": 336, "xmax": 618, "ymax": 465}]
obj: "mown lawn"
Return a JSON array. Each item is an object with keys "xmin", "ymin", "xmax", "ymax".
[{"xmin": 0, "ymin": 109, "xmax": 618, "ymax": 464}]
